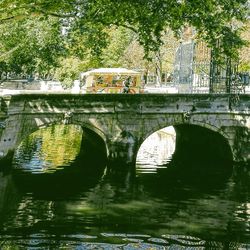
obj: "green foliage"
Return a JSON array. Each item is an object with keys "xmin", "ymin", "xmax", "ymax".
[
  {"xmin": 1, "ymin": 0, "xmax": 248, "ymax": 59},
  {"xmin": 0, "ymin": 16, "xmax": 64, "ymax": 77},
  {"xmin": 0, "ymin": 0, "xmax": 249, "ymax": 80},
  {"xmin": 80, "ymin": 0, "xmax": 248, "ymax": 60},
  {"xmin": 67, "ymin": 20, "xmax": 109, "ymax": 62},
  {"xmin": 101, "ymin": 27, "xmax": 135, "ymax": 67},
  {"xmin": 54, "ymin": 57, "xmax": 85, "ymax": 88},
  {"xmin": 239, "ymin": 63, "xmax": 250, "ymax": 72},
  {"xmin": 238, "ymin": 21, "xmax": 250, "ymax": 72}
]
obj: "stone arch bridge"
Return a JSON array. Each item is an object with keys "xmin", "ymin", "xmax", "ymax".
[{"xmin": 0, "ymin": 93, "xmax": 249, "ymax": 167}]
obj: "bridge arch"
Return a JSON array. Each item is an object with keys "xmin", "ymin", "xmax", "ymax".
[
  {"xmin": 14, "ymin": 118, "xmax": 102, "ymax": 144},
  {"xmin": 19, "ymin": 115, "xmax": 108, "ymax": 144},
  {"xmin": 1, "ymin": 113, "xmax": 109, "ymax": 165},
  {"xmin": 136, "ymin": 121, "xmax": 233, "ymax": 165},
  {"xmin": 71, "ymin": 121, "xmax": 108, "ymax": 148},
  {"xmin": 139, "ymin": 119, "xmax": 230, "ymax": 145}
]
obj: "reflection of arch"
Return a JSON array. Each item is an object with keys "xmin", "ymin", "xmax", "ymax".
[
  {"xmin": 17, "ymin": 117, "xmax": 108, "ymax": 160},
  {"xmin": 18, "ymin": 120, "xmax": 64, "ymax": 146},
  {"xmin": 15, "ymin": 122, "xmax": 108, "ymax": 172},
  {"xmin": 17, "ymin": 122, "xmax": 82, "ymax": 150},
  {"xmin": 14, "ymin": 124, "xmax": 84, "ymax": 172},
  {"xmin": 136, "ymin": 126, "xmax": 176, "ymax": 165}
]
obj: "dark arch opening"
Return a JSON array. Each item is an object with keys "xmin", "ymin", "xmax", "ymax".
[
  {"xmin": 75, "ymin": 126, "xmax": 108, "ymax": 170},
  {"xmin": 172, "ymin": 124, "xmax": 233, "ymax": 167},
  {"xmin": 136, "ymin": 124, "xmax": 233, "ymax": 188}
]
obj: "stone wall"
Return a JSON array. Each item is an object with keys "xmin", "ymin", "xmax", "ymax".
[{"xmin": 0, "ymin": 93, "xmax": 249, "ymax": 166}]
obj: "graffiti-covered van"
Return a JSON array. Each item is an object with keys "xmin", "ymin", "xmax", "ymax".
[{"xmin": 80, "ymin": 68, "xmax": 143, "ymax": 94}]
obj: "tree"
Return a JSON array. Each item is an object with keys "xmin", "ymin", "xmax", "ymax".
[
  {"xmin": 238, "ymin": 21, "xmax": 250, "ymax": 71},
  {"xmin": 54, "ymin": 57, "xmax": 86, "ymax": 88},
  {"xmin": 0, "ymin": 16, "xmax": 65, "ymax": 79},
  {"xmin": 101, "ymin": 26, "xmax": 135, "ymax": 68},
  {"xmin": 0, "ymin": 0, "xmax": 248, "ymax": 62}
]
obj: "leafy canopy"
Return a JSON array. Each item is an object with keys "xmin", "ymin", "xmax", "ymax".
[
  {"xmin": 0, "ymin": 16, "xmax": 64, "ymax": 76},
  {"xmin": 0, "ymin": 0, "xmax": 249, "ymax": 61}
]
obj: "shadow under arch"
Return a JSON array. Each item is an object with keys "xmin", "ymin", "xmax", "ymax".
[
  {"xmin": 172, "ymin": 123, "xmax": 233, "ymax": 166},
  {"xmin": 136, "ymin": 122, "xmax": 233, "ymax": 171},
  {"xmin": 161, "ymin": 124, "xmax": 234, "ymax": 188},
  {"xmin": 75, "ymin": 126, "xmax": 108, "ymax": 169}
]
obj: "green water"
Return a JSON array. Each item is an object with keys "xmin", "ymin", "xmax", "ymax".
[{"xmin": 0, "ymin": 125, "xmax": 249, "ymax": 249}]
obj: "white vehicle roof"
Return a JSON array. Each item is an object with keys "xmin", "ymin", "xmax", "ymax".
[{"xmin": 80, "ymin": 68, "xmax": 141, "ymax": 77}]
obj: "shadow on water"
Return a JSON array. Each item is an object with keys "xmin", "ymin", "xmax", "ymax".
[
  {"xmin": 11, "ymin": 126, "xmax": 107, "ymax": 200},
  {"xmin": 157, "ymin": 158, "xmax": 233, "ymax": 191},
  {"xmin": 134, "ymin": 159, "xmax": 234, "ymax": 214}
]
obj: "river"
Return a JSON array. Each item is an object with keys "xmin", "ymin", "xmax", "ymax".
[{"xmin": 0, "ymin": 125, "xmax": 249, "ymax": 249}]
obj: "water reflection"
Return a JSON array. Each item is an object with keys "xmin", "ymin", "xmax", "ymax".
[
  {"xmin": 0, "ymin": 125, "xmax": 249, "ymax": 249},
  {"xmin": 137, "ymin": 127, "xmax": 176, "ymax": 169},
  {"xmin": 13, "ymin": 125, "xmax": 83, "ymax": 173}
]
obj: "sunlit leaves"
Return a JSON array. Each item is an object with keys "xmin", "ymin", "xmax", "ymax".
[
  {"xmin": 79, "ymin": 0, "xmax": 248, "ymax": 60},
  {"xmin": 54, "ymin": 57, "xmax": 86, "ymax": 87},
  {"xmin": 238, "ymin": 20, "xmax": 250, "ymax": 71},
  {"xmin": 0, "ymin": 0, "xmax": 249, "ymax": 76},
  {"xmin": 0, "ymin": 16, "xmax": 64, "ymax": 76}
]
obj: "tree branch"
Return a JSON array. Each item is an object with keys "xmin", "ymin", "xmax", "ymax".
[
  {"xmin": 0, "ymin": 45, "xmax": 20, "ymax": 60},
  {"xmin": 0, "ymin": 15, "xmax": 26, "ymax": 24},
  {"xmin": 38, "ymin": 9, "xmax": 77, "ymax": 18},
  {"xmin": 0, "ymin": 6, "xmax": 77, "ymax": 24}
]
